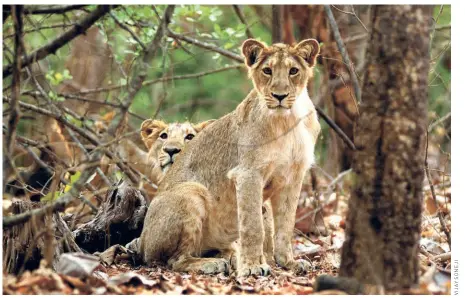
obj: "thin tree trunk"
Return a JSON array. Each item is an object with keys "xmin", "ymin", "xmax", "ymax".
[
  {"xmin": 272, "ymin": 5, "xmax": 283, "ymax": 43},
  {"xmin": 339, "ymin": 5, "xmax": 433, "ymax": 290}
]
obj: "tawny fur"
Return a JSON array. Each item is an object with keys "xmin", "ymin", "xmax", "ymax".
[
  {"xmin": 93, "ymin": 119, "xmax": 214, "ymax": 197},
  {"xmin": 139, "ymin": 39, "xmax": 321, "ymax": 276},
  {"xmin": 119, "ymin": 119, "xmax": 215, "ymax": 185}
]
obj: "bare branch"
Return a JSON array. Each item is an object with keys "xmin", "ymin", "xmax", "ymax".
[
  {"xmin": 3, "ymin": 97, "xmax": 140, "ymax": 184},
  {"xmin": 64, "ymin": 126, "xmax": 112, "ymax": 187},
  {"xmin": 107, "ymin": 5, "xmax": 175, "ymax": 136},
  {"xmin": 5, "ymin": 5, "xmax": 23, "ymax": 157},
  {"xmin": 4, "ymin": 23, "xmax": 77, "ymax": 40},
  {"xmin": 22, "ymin": 5, "xmax": 88, "ymax": 15},
  {"xmin": 434, "ymin": 23, "xmax": 450, "ymax": 31},
  {"xmin": 167, "ymin": 28, "xmax": 243, "ymax": 63},
  {"xmin": 430, "ymin": 5, "xmax": 444, "ymax": 52},
  {"xmin": 58, "ymin": 64, "xmax": 244, "ymax": 95},
  {"xmin": 324, "ymin": 5, "xmax": 362, "ymax": 103},
  {"xmin": 3, "ymin": 5, "xmax": 112, "ymax": 78},
  {"xmin": 315, "ymin": 106, "xmax": 356, "ymax": 151},
  {"xmin": 330, "ymin": 5, "xmax": 368, "ymax": 32},
  {"xmin": 428, "ymin": 112, "xmax": 451, "ymax": 133},
  {"xmin": 3, "ymin": 151, "xmax": 103, "ymax": 229},
  {"xmin": 233, "ymin": 5, "xmax": 253, "ymax": 39},
  {"xmin": 109, "ymin": 10, "xmax": 146, "ymax": 51},
  {"xmin": 424, "ymin": 131, "xmax": 451, "ymax": 249}
]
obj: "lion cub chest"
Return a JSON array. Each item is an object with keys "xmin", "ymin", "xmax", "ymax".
[{"xmin": 269, "ymin": 92, "xmax": 316, "ymax": 172}]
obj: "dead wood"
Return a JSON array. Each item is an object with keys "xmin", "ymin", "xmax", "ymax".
[
  {"xmin": 73, "ymin": 180, "xmax": 147, "ymax": 253},
  {"xmin": 3, "ymin": 200, "xmax": 82, "ymax": 275}
]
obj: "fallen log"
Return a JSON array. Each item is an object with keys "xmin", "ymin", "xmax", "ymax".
[{"xmin": 73, "ymin": 180, "xmax": 147, "ymax": 253}]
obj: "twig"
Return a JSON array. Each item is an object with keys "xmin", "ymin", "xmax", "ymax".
[
  {"xmin": 64, "ymin": 126, "xmax": 112, "ymax": 187},
  {"xmin": 3, "ymin": 5, "xmax": 112, "ymax": 78},
  {"xmin": 4, "ymin": 23, "xmax": 77, "ymax": 39},
  {"xmin": 167, "ymin": 28, "xmax": 243, "ymax": 63},
  {"xmin": 22, "ymin": 91, "xmax": 147, "ymax": 121},
  {"xmin": 60, "ymin": 64, "xmax": 244, "ymax": 95},
  {"xmin": 3, "ymin": 97, "xmax": 140, "ymax": 184},
  {"xmin": 428, "ymin": 111, "xmax": 450, "ymax": 133},
  {"xmin": 424, "ymin": 131, "xmax": 451, "ymax": 249},
  {"xmin": 433, "ymin": 252, "xmax": 451, "ymax": 262},
  {"xmin": 107, "ymin": 5, "xmax": 175, "ymax": 136},
  {"xmin": 435, "ymin": 23, "xmax": 451, "ymax": 31},
  {"xmin": 23, "ymin": 5, "xmax": 88, "ymax": 15},
  {"xmin": 315, "ymin": 105, "xmax": 356, "ymax": 150},
  {"xmin": 330, "ymin": 5, "xmax": 368, "ymax": 32},
  {"xmin": 232, "ymin": 5, "xmax": 253, "ymax": 39},
  {"xmin": 22, "ymin": 146, "xmax": 99, "ymax": 213},
  {"xmin": 325, "ymin": 168, "xmax": 352, "ymax": 194},
  {"xmin": 429, "ymin": 5, "xmax": 444, "ymax": 53},
  {"xmin": 109, "ymin": 10, "xmax": 146, "ymax": 51},
  {"xmin": 3, "ymin": 6, "xmax": 24, "ymax": 192},
  {"xmin": 5, "ymin": 5, "xmax": 23, "ymax": 157},
  {"xmin": 3, "ymin": 151, "xmax": 103, "ymax": 229},
  {"xmin": 324, "ymin": 5, "xmax": 362, "ymax": 103}
]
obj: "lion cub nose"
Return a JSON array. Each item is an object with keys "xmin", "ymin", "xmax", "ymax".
[
  {"xmin": 164, "ymin": 147, "xmax": 181, "ymax": 157},
  {"xmin": 271, "ymin": 93, "xmax": 289, "ymax": 102}
]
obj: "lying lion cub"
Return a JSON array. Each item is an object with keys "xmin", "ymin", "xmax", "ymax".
[{"xmin": 139, "ymin": 38, "xmax": 321, "ymax": 277}]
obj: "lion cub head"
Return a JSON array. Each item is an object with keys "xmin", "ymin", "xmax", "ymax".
[
  {"xmin": 241, "ymin": 38, "xmax": 320, "ymax": 111},
  {"xmin": 140, "ymin": 119, "xmax": 214, "ymax": 172}
]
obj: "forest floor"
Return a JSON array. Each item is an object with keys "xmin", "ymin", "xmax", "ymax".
[{"xmin": 2, "ymin": 175, "xmax": 451, "ymax": 295}]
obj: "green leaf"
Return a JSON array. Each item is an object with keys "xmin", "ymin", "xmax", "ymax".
[
  {"xmin": 41, "ymin": 191, "xmax": 61, "ymax": 202},
  {"xmin": 214, "ymin": 23, "xmax": 222, "ymax": 36},
  {"xmin": 224, "ymin": 42, "xmax": 234, "ymax": 50},
  {"xmin": 64, "ymin": 171, "xmax": 81, "ymax": 192},
  {"xmin": 225, "ymin": 28, "xmax": 235, "ymax": 36}
]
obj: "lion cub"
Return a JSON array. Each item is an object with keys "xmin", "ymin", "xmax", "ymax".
[
  {"xmin": 117, "ymin": 119, "xmax": 214, "ymax": 188},
  {"xmin": 139, "ymin": 39, "xmax": 321, "ymax": 277}
]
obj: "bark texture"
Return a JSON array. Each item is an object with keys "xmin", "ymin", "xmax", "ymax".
[
  {"xmin": 3, "ymin": 201, "xmax": 81, "ymax": 274},
  {"xmin": 339, "ymin": 5, "xmax": 433, "ymax": 290},
  {"xmin": 73, "ymin": 180, "xmax": 147, "ymax": 253}
]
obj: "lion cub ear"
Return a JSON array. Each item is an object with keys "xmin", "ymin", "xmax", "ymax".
[
  {"xmin": 294, "ymin": 39, "xmax": 320, "ymax": 68},
  {"xmin": 140, "ymin": 119, "xmax": 168, "ymax": 149},
  {"xmin": 193, "ymin": 119, "xmax": 215, "ymax": 133},
  {"xmin": 241, "ymin": 39, "xmax": 266, "ymax": 67}
]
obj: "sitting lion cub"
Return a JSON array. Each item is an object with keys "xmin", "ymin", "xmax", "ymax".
[{"xmin": 139, "ymin": 38, "xmax": 321, "ymax": 277}]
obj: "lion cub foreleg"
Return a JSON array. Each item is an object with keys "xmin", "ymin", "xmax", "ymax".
[
  {"xmin": 262, "ymin": 201, "xmax": 275, "ymax": 266},
  {"xmin": 270, "ymin": 168, "xmax": 312, "ymax": 274},
  {"xmin": 230, "ymin": 169, "xmax": 271, "ymax": 277}
]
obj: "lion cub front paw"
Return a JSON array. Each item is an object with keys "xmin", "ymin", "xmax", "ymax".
[
  {"xmin": 237, "ymin": 263, "xmax": 271, "ymax": 277},
  {"xmin": 290, "ymin": 259, "xmax": 313, "ymax": 275},
  {"xmin": 199, "ymin": 258, "xmax": 230, "ymax": 275}
]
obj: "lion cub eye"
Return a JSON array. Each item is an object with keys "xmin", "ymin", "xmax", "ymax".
[
  {"xmin": 185, "ymin": 134, "xmax": 195, "ymax": 140},
  {"xmin": 262, "ymin": 67, "xmax": 272, "ymax": 75},
  {"xmin": 289, "ymin": 67, "xmax": 299, "ymax": 75},
  {"xmin": 160, "ymin": 132, "xmax": 168, "ymax": 139}
]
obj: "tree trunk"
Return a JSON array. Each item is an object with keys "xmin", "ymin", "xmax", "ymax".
[
  {"xmin": 339, "ymin": 5, "xmax": 433, "ymax": 291},
  {"xmin": 271, "ymin": 5, "xmax": 283, "ymax": 43}
]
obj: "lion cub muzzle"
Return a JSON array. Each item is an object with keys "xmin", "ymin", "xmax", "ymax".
[{"xmin": 160, "ymin": 142, "xmax": 183, "ymax": 170}]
